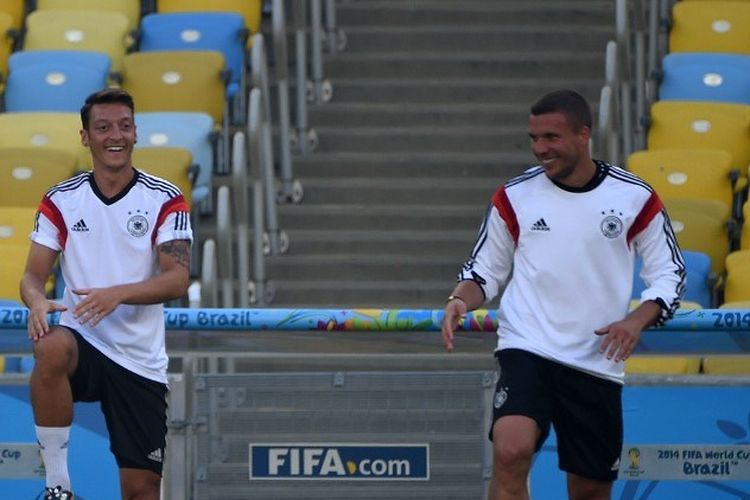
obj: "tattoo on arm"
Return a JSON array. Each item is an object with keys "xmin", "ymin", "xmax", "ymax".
[{"xmin": 159, "ymin": 240, "xmax": 191, "ymax": 270}]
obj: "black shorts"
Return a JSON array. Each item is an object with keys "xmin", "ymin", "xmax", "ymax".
[
  {"xmin": 68, "ymin": 328, "xmax": 168, "ymax": 475},
  {"xmin": 491, "ymin": 348, "xmax": 623, "ymax": 482}
]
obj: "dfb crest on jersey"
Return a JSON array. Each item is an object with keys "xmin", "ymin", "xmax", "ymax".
[
  {"xmin": 127, "ymin": 213, "xmax": 149, "ymax": 237},
  {"xmin": 600, "ymin": 210, "xmax": 623, "ymax": 239}
]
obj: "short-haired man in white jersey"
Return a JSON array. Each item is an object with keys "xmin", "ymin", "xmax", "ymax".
[
  {"xmin": 442, "ymin": 90, "xmax": 685, "ymax": 500},
  {"xmin": 21, "ymin": 88, "xmax": 192, "ymax": 500}
]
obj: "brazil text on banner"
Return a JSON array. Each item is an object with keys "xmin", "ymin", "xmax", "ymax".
[
  {"xmin": 619, "ymin": 445, "xmax": 750, "ymax": 480},
  {"xmin": 249, "ymin": 444, "xmax": 429, "ymax": 480}
]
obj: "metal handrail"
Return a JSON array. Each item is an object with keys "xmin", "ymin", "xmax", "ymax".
[
  {"xmin": 199, "ymin": 239, "xmax": 218, "ymax": 308},
  {"xmin": 602, "ymin": 0, "xmax": 657, "ymax": 165},
  {"xmin": 230, "ymin": 131, "xmax": 251, "ymax": 308},
  {"xmin": 215, "ymin": 186, "xmax": 235, "ymax": 307},
  {"xmin": 271, "ymin": 0, "xmax": 301, "ymax": 203}
]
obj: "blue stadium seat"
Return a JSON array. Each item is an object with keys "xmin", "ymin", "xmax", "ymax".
[
  {"xmin": 138, "ymin": 12, "xmax": 247, "ymax": 102},
  {"xmin": 659, "ymin": 52, "xmax": 750, "ymax": 105},
  {"xmin": 4, "ymin": 50, "xmax": 111, "ymax": 112},
  {"xmin": 633, "ymin": 250, "xmax": 714, "ymax": 308},
  {"xmin": 134, "ymin": 111, "xmax": 215, "ymax": 205}
]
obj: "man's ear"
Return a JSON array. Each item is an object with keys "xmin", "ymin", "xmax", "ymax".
[{"xmin": 80, "ymin": 129, "xmax": 89, "ymax": 147}]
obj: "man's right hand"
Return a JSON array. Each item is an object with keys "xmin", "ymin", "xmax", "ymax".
[
  {"xmin": 442, "ymin": 297, "xmax": 468, "ymax": 352},
  {"xmin": 28, "ymin": 300, "xmax": 67, "ymax": 342}
]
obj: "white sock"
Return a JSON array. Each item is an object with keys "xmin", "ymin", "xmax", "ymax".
[{"xmin": 35, "ymin": 425, "xmax": 71, "ymax": 491}]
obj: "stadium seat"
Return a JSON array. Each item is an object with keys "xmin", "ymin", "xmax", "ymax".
[
  {"xmin": 625, "ymin": 356, "xmax": 702, "ymax": 375},
  {"xmin": 0, "ymin": 113, "xmax": 87, "ymax": 168},
  {"xmin": 35, "ymin": 0, "xmax": 142, "ymax": 32},
  {"xmin": 4, "ymin": 51, "xmax": 111, "ymax": 112},
  {"xmin": 131, "ymin": 147, "xmax": 195, "ymax": 207},
  {"xmin": 138, "ymin": 12, "xmax": 247, "ymax": 103},
  {"xmin": 724, "ymin": 249, "xmax": 750, "ymax": 302},
  {"xmin": 627, "ymin": 148, "xmax": 738, "ymax": 210},
  {"xmin": 665, "ymin": 198, "xmax": 732, "ymax": 274},
  {"xmin": 719, "ymin": 300, "xmax": 750, "ymax": 309},
  {"xmin": 670, "ymin": 1, "xmax": 750, "ymax": 55},
  {"xmin": 0, "ymin": 205, "xmax": 37, "ymax": 246},
  {"xmin": 0, "ymin": 244, "xmax": 29, "ymax": 301},
  {"xmin": 23, "ymin": 10, "xmax": 131, "ymax": 71},
  {"xmin": 157, "ymin": 0, "xmax": 263, "ymax": 37},
  {"xmin": 659, "ymin": 52, "xmax": 750, "ymax": 105},
  {"xmin": 0, "ymin": 12, "xmax": 13, "ymax": 87},
  {"xmin": 134, "ymin": 111, "xmax": 214, "ymax": 205},
  {"xmin": 742, "ymin": 201, "xmax": 750, "ymax": 249},
  {"xmin": 647, "ymin": 100, "xmax": 750, "ymax": 175},
  {"xmin": 702, "ymin": 355, "xmax": 750, "ymax": 375},
  {"xmin": 0, "ymin": 0, "xmax": 24, "ymax": 31},
  {"xmin": 0, "ymin": 148, "xmax": 78, "ymax": 206},
  {"xmin": 632, "ymin": 250, "xmax": 715, "ymax": 308},
  {"xmin": 119, "ymin": 51, "xmax": 228, "ymax": 125}
]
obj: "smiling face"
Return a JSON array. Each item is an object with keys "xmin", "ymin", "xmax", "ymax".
[
  {"xmin": 528, "ymin": 111, "xmax": 593, "ymax": 187},
  {"xmin": 80, "ymin": 102, "xmax": 136, "ymax": 172}
]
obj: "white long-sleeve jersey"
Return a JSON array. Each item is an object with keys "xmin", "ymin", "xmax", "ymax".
[{"xmin": 459, "ymin": 161, "xmax": 685, "ymax": 383}]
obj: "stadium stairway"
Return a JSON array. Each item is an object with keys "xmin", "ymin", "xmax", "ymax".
[{"xmin": 265, "ymin": 0, "xmax": 615, "ymax": 308}]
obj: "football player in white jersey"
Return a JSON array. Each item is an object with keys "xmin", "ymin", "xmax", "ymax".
[
  {"xmin": 21, "ymin": 89, "xmax": 192, "ymax": 500},
  {"xmin": 442, "ymin": 90, "xmax": 684, "ymax": 500}
]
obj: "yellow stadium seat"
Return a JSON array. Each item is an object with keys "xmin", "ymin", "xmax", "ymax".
[
  {"xmin": 627, "ymin": 149, "xmax": 739, "ymax": 208},
  {"xmin": 0, "ymin": 206, "xmax": 37, "ymax": 245},
  {"xmin": 665, "ymin": 198, "xmax": 732, "ymax": 274},
  {"xmin": 702, "ymin": 356, "xmax": 750, "ymax": 375},
  {"xmin": 157, "ymin": 0, "xmax": 263, "ymax": 36},
  {"xmin": 626, "ymin": 356, "xmax": 702, "ymax": 375},
  {"xmin": 742, "ymin": 201, "xmax": 750, "ymax": 249},
  {"xmin": 0, "ymin": 148, "xmax": 78, "ymax": 207},
  {"xmin": 0, "ymin": 113, "xmax": 88, "ymax": 168},
  {"xmin": 133, "ymin": 147, "xmax": 195, "ymax": 206},
  {"xmin": 36, "ymin": 0, "xmax": 141, "ymax": 31},
  {"xmin": 0, "ymin": 244, "xmax": 29, "ymax": 301},
  {"xmin": 23, "ymin": 10, "xmax": 130, "ymax": 71},
  {"xmin": 724, "ymin": 250, "xmax": 750, "ymax": 302},
  {"xmin": 647, "ymin": 101, "xmax": 750, "ymax": 173},
  {"xmin": 120, "ymin": 51, "xmax": 227, "ymax": 126},
  {"xmin": 719, "ymin": 300, "xmax": 750, "ymax": 309},
  {"xmin": 670, "ymin": 1, "xmax": 750, "ymax": 55},
  {"xmin": 0, "ymin": 0, "xmax": 25, "ymax": 31},
  {"xmin": 0, "ymin": 12, "xmax": 13, "ymax": 87}
]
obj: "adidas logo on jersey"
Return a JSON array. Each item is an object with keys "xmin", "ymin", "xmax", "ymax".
[
  {"xmin": 531, "ymin": 218, "xmax": 550, "ymax": 231},
  {"xmin": 147, "ymin": 448, "xmax": 163, "ymax": 463},
  {"xmin": 70, "ymin": 219, "xmax": 89, "ymax": 232}
]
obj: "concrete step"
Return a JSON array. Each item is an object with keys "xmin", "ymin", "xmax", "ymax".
[
  {"xmin": 277, "ymin": 204, "xmax": 484, "ymax": 230},
  {"xmin": 326, "ymin": 77, "xmax": 604, "ymax": 104},
  {"xmin": 291, "ymin": 151, "xmax": 534, "ymax": 178},
  {"xmin": 266, "ymin": 253, "xmax": 461, "ymax": 281},
  {"xmin": 337, "ymin": 1, "xmax": 614, "ymax": 27},
  {"xmin": 312, "ymin": 125, "xmax": 528, "ymax": 154},
  {"xmin": 342, "ymin": 25, "xmax": 613, "ymax": 53},
  {"xmin": 291, "ymin": 177, "xmax": 497, "ymax": 204},
  {"xmin": 307, "ymin": 102, "xmax": 530, "ymax": 128},
  {"xmin": 279, "ymin": 229, "xmax": 475, "ymax": 256},
  {"xmin": 268, "ymin": 278, "xmax": 451, "ymax": 308},
  {"xmin": 325, "ymin": 51, "xmax": 604, "ymax": 79}
]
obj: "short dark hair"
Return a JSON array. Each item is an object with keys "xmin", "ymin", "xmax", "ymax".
[
  {"xmin": 80, "ymin": 88, "xmax": 135, "ymax": 130},
  {"xmin": 530, "ymin": 89, "xmax": 592, "ymax": 131}
]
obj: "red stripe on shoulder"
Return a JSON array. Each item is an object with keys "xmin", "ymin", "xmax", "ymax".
[
  {"xmin": 492, "ymin": 186, "xmax": 519, "ymax": 245},
  {"xmin": 38, "ymin": 196, "xmax": 67, "ymax": 248},
  {"xmin": 627, "ymin": 191, "xmax": 664, "ymax": 245},
  {"xmin": 153, "ymin": 194, "xmax": 189, "ymax": 242}
]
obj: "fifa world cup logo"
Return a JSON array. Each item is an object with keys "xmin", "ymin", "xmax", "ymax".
[{"xmin": 628, "ymin": 448, "xmax": 641, "ymax": 469}]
